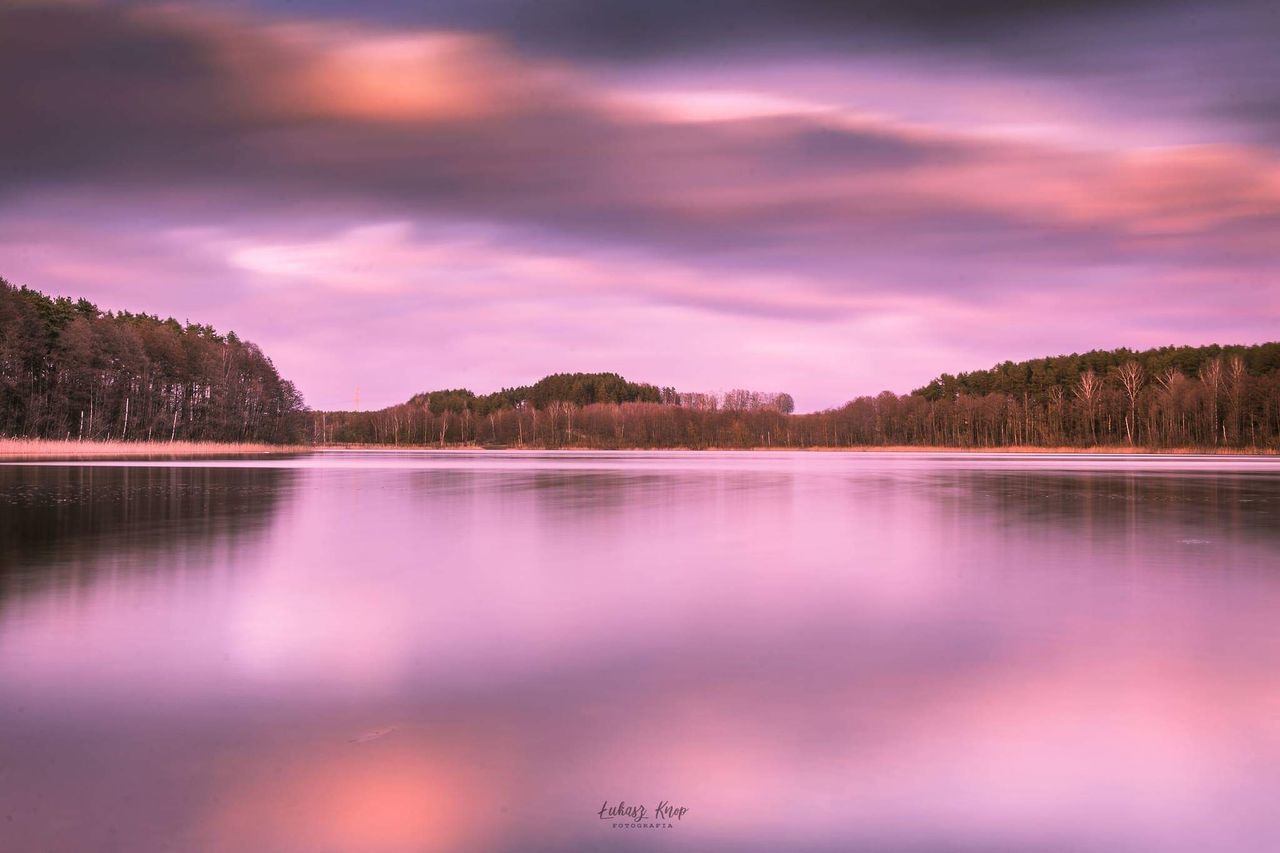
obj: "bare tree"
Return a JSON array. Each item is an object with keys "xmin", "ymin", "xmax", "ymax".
[
  {"xmin": 1115, "ymin": 360, "xmax": 1145, "ymax": 445},
  {"xmin": 1046, "ymin": 385, "xmax": 1066, "ymax": 444},
  {"xmin": 1227, "ymin": 354, "xmax": 1246, "ymax": 444},
  {"xmin": 1154, "ymin": 367, "xmax": 1184, "ymax": 395},
  {"xmin": 1152, "ymin": 368, "xmax": 1188, "ymax": 446},
  {"xmin": 1200, "ymin": 357, "xmax": 1223, "ymax": 444},
  {"xmin": 722, "ymin": 389, "xmax": 753, "ymax": 412},
  {"xmin": 677, "ymin": 392, "xmax": 717, "ymax": 411},
  {"xmin": 1073, "ymin": 369, "xmax": 1103, "ymax": 444}
]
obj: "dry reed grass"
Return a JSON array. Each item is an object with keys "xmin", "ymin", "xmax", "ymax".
[{"xmin": 0, "ymin": 439, "xmax": 309, "ymax": 459}]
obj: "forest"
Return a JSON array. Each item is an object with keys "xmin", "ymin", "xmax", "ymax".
[
  {"xmin": 0, "ymin": 280, "xmax": 306, "ymax": 443},
  {"xmin": 5, "ymin": 278, "xmax": 1278, "ymax": 451},
  {"xmin": 319, "ymin": 345, "xmax": 1280, "ymax": 450}
]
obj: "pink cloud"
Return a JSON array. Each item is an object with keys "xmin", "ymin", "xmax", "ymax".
[{"xmin": 1, "ymin": 2, "xmax": 1276, "ymax": 410}]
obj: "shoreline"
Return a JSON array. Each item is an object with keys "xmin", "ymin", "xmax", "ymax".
[
  {"xmin": 3, "ymin": 439, "xmax": 1276, "ymax": 459},
  {"xmin": 0, "ymin": 439, "xmax": 310, "ymax": 460},
  {"xmin": 315, "ymin": 443, "xmax": 1280, "ymax": 456}
]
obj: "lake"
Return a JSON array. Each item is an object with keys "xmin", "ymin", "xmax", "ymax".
[{"xmin": 2, "ymin": 450, "xmax": 1279, "ymax": 852}]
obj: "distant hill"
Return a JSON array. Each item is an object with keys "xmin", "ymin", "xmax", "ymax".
[{"xmin": 406, "ymin": 372, "xmax": 664, "ymax": 415}]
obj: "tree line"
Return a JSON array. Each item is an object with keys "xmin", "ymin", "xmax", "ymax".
[
  {"xmin": 406, "ymin": 372, "xmax": 663, "ymax": 416},
  {"xmin": 319, "ymin": 345, "xmax": 1280, "ymax": 449},
  {"xmin": 907, "ymin": 344, "xmax": 1280, "ymax": 448},
  {"xmin": 5, "ymin": 277, "xmax": 1275, "ymax": 450},
  {"xmin": 0, "ymin": 280, "xmax": 306, "ymax": 443}
]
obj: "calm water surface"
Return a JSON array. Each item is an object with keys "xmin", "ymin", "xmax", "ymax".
[{"xmin": 2, "ymin": 450, "xmax": 1279, "ymax": 852}]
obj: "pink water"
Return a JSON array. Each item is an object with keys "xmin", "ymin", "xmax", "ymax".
[{"xmin": 2, "ymin": 450, "xmax": 1279, "ymax": 851}]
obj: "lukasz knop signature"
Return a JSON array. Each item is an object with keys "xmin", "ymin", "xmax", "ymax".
[{"xmin": 599, "ymin": 800, "xmax": 689, "ymax": 829}]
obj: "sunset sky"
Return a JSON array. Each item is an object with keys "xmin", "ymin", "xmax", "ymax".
[{"xmin": 2, "ymin": 0, "xmax": 1277, "ymax": 410}]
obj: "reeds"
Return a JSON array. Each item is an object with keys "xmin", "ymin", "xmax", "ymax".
[{"xmin": 0, "ymin": 439, "xmax": 309, "ymax": 459}]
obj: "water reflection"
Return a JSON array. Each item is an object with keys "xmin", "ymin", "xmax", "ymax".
[
  {"xmin": 1, "ymin": 452, "xmax": 1279, "ymax": 852},
  {"xmin": 0, "ymin": 464, "xmax": 293, "ymax": 604}
]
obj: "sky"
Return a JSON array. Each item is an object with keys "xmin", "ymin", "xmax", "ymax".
[{"xmin": 1, "ymin": 0, "xmax": 1277, "ymax": 411}]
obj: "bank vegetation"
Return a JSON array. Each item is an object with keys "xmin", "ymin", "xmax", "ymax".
[{"xmin": 317, "ymin": 345, "xmax": 1280, "ymax": 451}]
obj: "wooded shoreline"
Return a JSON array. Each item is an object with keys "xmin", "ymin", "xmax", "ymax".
[
  {"xmin": 6, "ymin": 281, "xmax": 1280, "ymax": 453},
  {"xmin": 318, "ymin": 443, "xmax": 1280, "ymax": 455},
  {"xmin": 6, "ymin": 439, "xmax": 1277, "ymax": 460},
  {"xmin": 316, "ymin": 344, "xmax": 1280, "ymax": 452}
]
